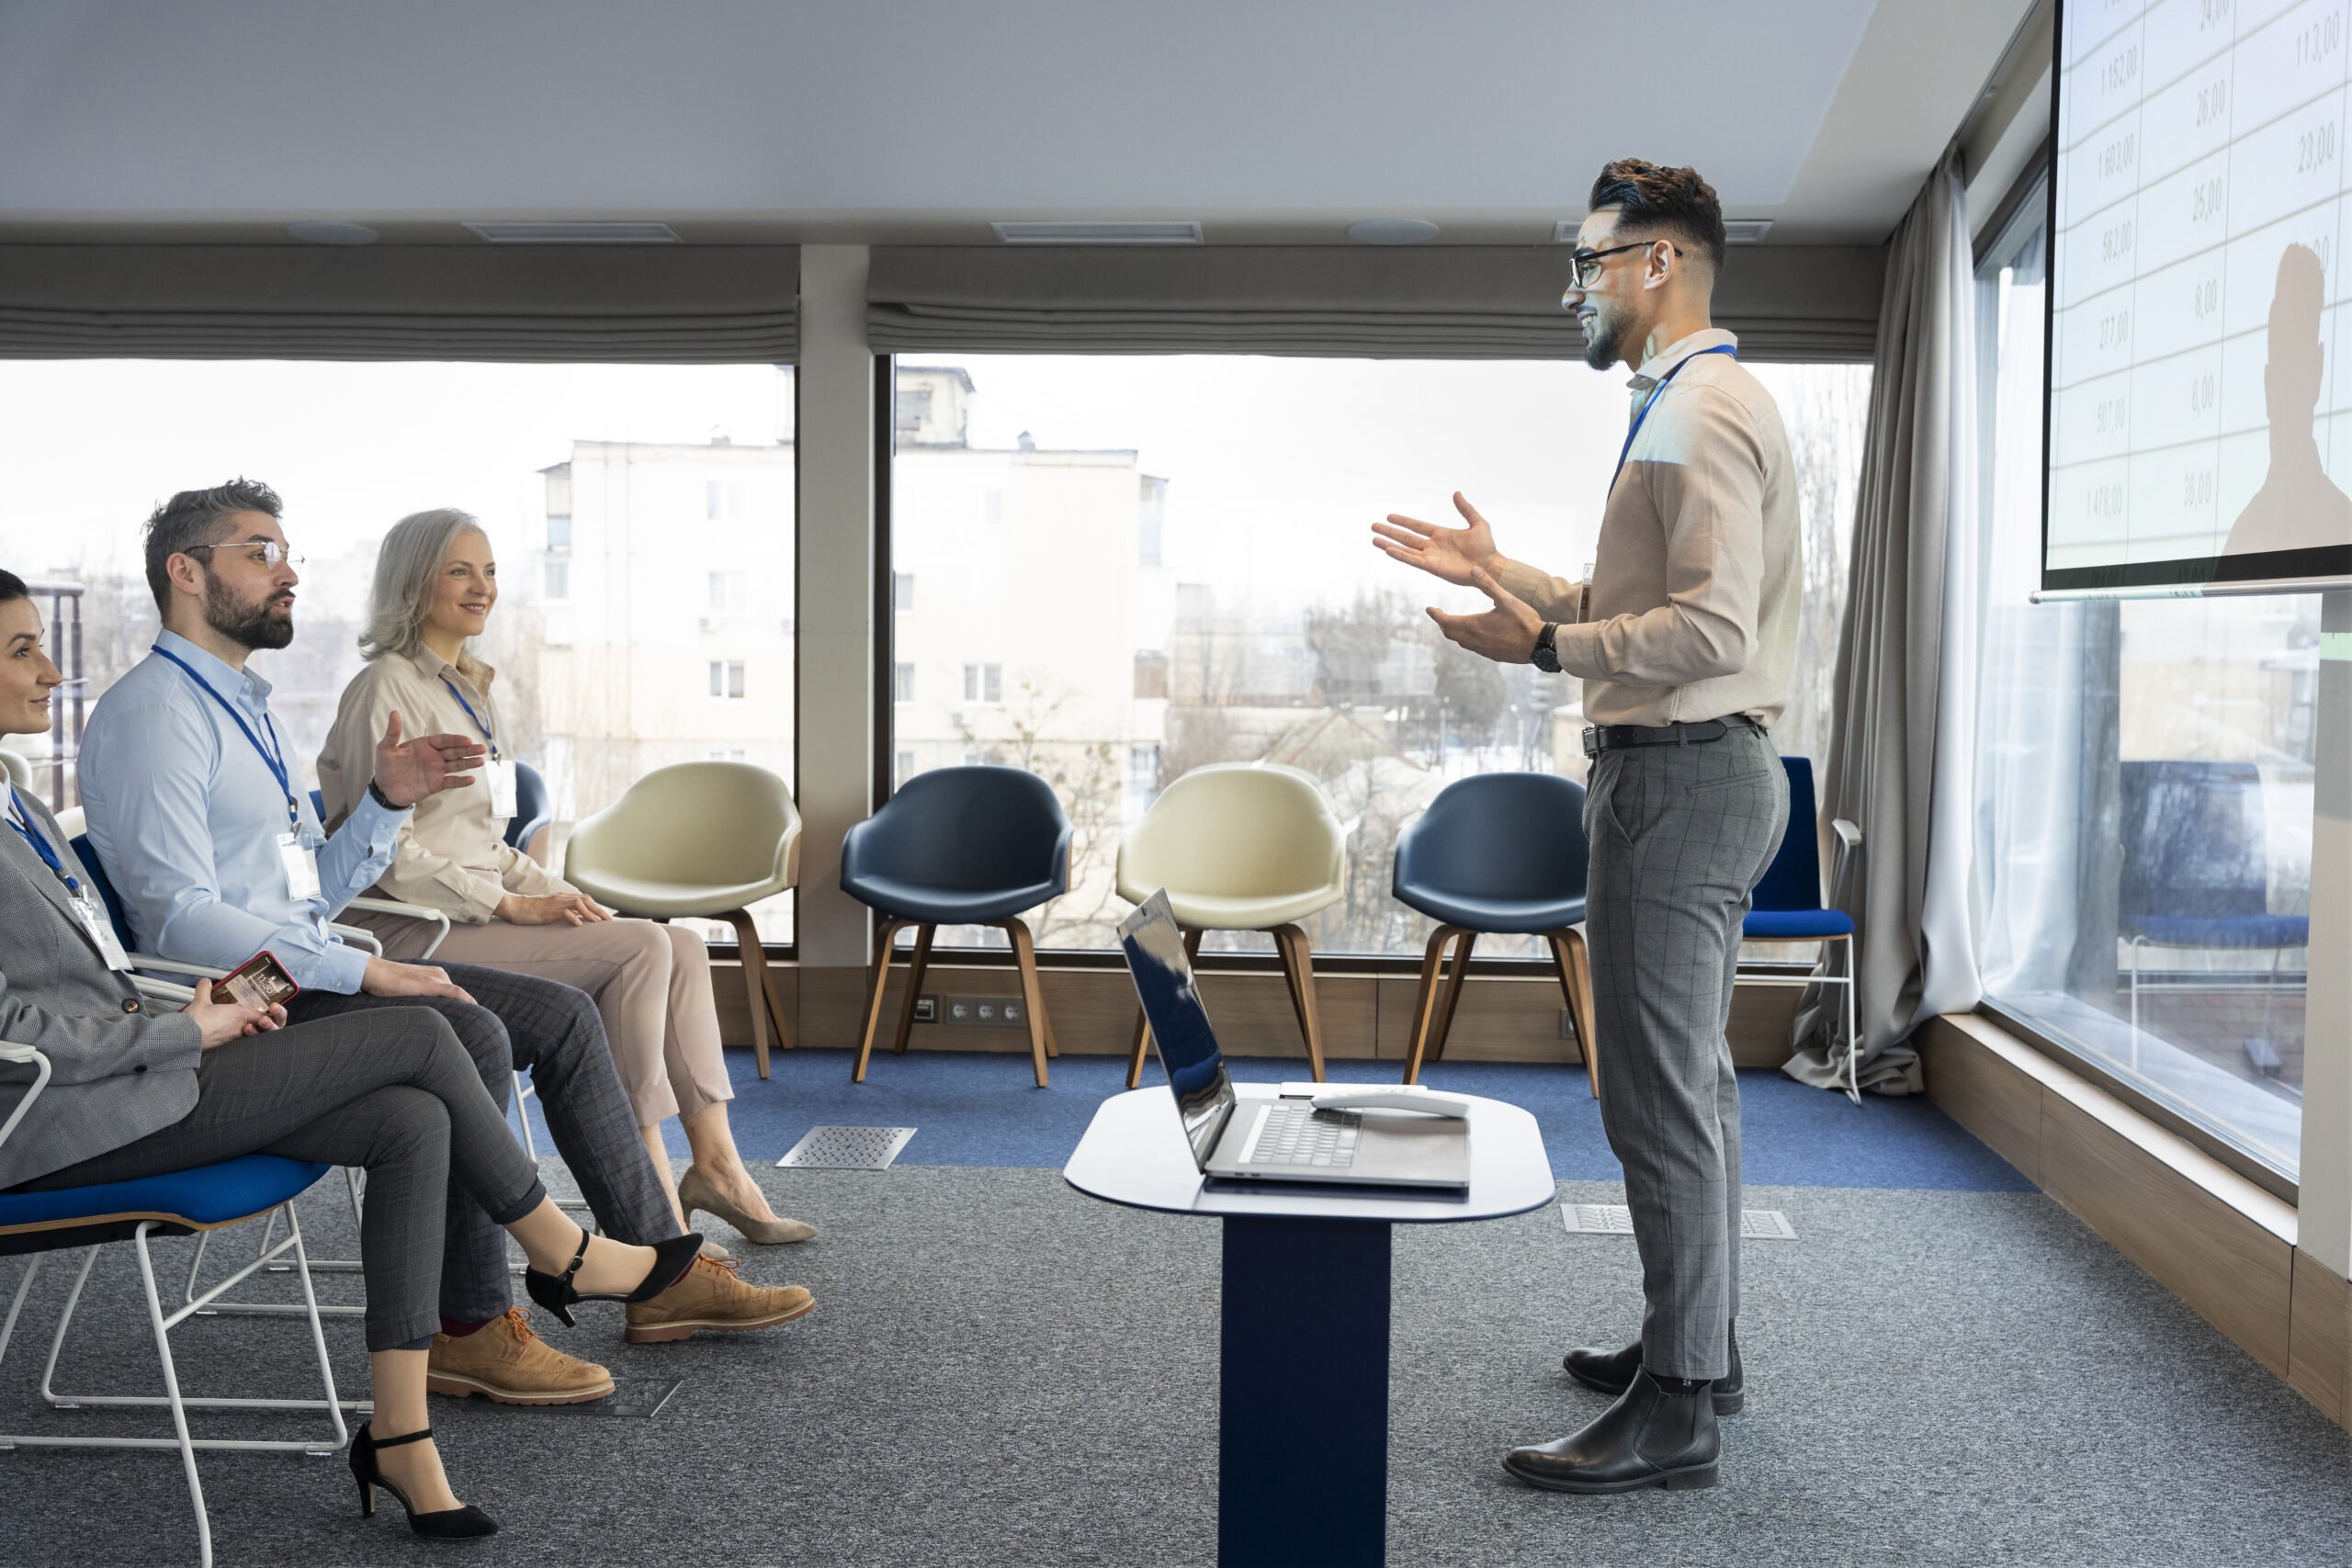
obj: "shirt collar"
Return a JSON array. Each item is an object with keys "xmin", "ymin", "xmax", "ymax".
[
  {"xmin": 1627, "ymin": 327, "xmax": 1740, "ymax": 390},
  {"xmin": 406, "ymin": 643, "xmax": 498, "ymax": 693},
  {"xmin": 156, "ymin": 628, "xmax": 274, "ymax": 705}
]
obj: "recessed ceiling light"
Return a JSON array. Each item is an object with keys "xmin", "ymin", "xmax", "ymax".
[
  {"xmin": 1347, "ymin": 218, "xmax": 1440, "ymax": 245},
  {"xmin": 462, "ymin": 220, "xmax": 681, "ymax": 244},
  {"xmin": 287, "ymin": 221, "xmax": 379, "ymax": 246},
  {"xmin": 991, "ymin": 220, "xmax": 1204, "ymax": 244}
]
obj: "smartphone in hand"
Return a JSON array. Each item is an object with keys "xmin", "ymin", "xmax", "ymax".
[{"xmin": 217, "ymin": 950, "xmax": 300, "ymax": 1012}]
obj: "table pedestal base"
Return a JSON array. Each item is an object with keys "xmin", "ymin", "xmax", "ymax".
[{"xmin": 1218, "ymin": 1215, "xmax": 1391, "ymax": 1568}]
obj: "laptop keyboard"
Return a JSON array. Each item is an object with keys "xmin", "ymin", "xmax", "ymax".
[{"xmin": 1244, "ymin": 1104, "xmax": 1362, "ymax": 1168}]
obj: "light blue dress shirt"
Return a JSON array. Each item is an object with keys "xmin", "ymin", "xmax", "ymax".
[{"xmin": 79, "ymin": 631, "xmax": 411, "ymax": 994}]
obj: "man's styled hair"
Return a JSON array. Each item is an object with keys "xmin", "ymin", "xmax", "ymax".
[
  {"xmin": 360, "ymin": 508, "xmax": 484, "ymax": 662},
  {"xmin": 1589, "ymin": 159, "xmax": 1727, "ymax": 271},
  {"xmin": 0, "ymin": 570, "xmax": 27, "ymax": 605},
  {"xmin": 141, "ymin": 479, "xmax": 284, "ymax": 614}
]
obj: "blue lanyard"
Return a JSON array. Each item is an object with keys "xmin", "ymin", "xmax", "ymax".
[
  {"xmin": 439, "ymin": 676, "xmax": 501, "ymax": 760},
  {"xmin": 153, "ymin": 646, "xmax": 300, "ymax": 830},
  {"xmin": 1611, "ymin": 344, "xmax": 1738, "ymax": 491},
  {"xmin": 5, "ymin": 787, "xmax": 82, "ymax": 894}
]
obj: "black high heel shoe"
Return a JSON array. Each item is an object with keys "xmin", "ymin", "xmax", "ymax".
[
  {"xmin": 349, "ymin": 1422, "xmax": 499, "ymax": 1540},
  {"xmin": 523, "ymin": 1224, "xmax": 703, "ymax": 1327}
]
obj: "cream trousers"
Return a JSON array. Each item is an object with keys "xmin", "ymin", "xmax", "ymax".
[{"xmin": 342, "ymin": 910, "xmax": 733, "ymax": 1126}]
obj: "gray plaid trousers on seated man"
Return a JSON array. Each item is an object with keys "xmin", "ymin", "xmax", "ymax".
[{"xmin": 1582, "ymin": 724, "xmax": 1786, "ymax": 1383}]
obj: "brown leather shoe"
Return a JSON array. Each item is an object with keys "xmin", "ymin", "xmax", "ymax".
[
  {"xmin": 624, "ymin": 1255, "xmax": 814, "ymax": 1345},
  {"xmin": 425, "ymin": 1307, "xmax": 615, "ymax": 1405}
]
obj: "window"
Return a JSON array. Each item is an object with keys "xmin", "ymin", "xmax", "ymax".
[
  {"xmin": 707, "ymin": 660, "xmax": 746, "ymax": 700},
  {"xmin": 707, "ymin": 748, "xmax": 746, "ymax": 761},
  {"xmin": 706, "ymin": 479, "xmax": 745, "ymax": 519},
  {"xmin": 894, "ymin": 661, "xmax": 916, "ymax": 703},
  {"xmin": 895, "ymin": 749, "xmax": 916, "ymax": 788},
  {"xmin": 888, "ymin": 355, "xmax": 1871, "ymax": 953},
  {"xmin": 1969, "ymin": 186, "xmax": 2311, "ymax": 1179},
  {"xmin": 892, "ymin": 571, "xmax": 915, "ymax": 613},
  {"xmin": 708, "ymin": 570, "xmax": 749, "ymax": 613},
  {"xmin": 0, "ymin": 360, "xmax": 799, "ymax": 947}
]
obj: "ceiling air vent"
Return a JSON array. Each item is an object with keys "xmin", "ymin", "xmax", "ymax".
[
  {"xmin": 462, "ymin": 221, "xmax": 681, "ymax": 244},
  {"xmin": 991, "ymin": 220, "xmax": 1204, "ymax": 245}
]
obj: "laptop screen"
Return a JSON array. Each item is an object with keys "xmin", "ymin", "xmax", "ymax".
[{"xmin": 1116, "ymin": 890, "xmax": 1232, "ymax": 1170}]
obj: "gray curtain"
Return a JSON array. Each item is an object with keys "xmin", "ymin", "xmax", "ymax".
[
  {"xmin": 1791, "ymin": 147, "xmax": 1984, "ymax": 1094},
  {"xmin": 867, "ymin": 244, "xmax": 1884, "ymax": 362},
  {"xmin": 0, "ymin": 244, "xmax": 799, "ymax": 362}
]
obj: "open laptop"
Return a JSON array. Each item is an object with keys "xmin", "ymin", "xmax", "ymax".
[{"xmin": 1117, "ymin": 890, "xmax": 1471, "ymax": 1190}]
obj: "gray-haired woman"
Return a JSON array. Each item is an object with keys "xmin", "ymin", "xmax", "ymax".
[{"xmin": 319, "ymin": 510, "xmax": 811, "ymax": 1258}]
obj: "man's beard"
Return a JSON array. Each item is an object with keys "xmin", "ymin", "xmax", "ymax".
[
  {"xmin": 1580, "ymin": 310, "xmax": 1621, "ymax": 370},
  {"xmin": 204, "ymin": 575, "xmax": 294, "ymax": 650}
]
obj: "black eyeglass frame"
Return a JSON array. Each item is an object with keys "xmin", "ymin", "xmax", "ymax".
[
  {"xmin": 1565, "ymin": 238, "xmax": 1685, "ymax": 290},
  {"xmin": 181, "ymin": 540, "xmax": 305, "ymax": 570}
]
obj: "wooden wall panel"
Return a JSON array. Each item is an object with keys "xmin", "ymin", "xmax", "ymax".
[
  {"xmin": 1919, "ymin": 1016, "xmax": 2053, "ymax": 1184},
  {"xmin": 2289, "ymin": 1247, "xmax": 2350, "ymax": 1425}
]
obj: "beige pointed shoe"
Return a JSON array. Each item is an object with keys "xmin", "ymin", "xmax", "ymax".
[{"xmin": 678, "ymin": 1165, "xmax": 817, "ymax": 1246}]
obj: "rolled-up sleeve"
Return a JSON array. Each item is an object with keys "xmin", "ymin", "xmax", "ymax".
[{"xmin": 1553, "ymin": 387, "xmax": 1764, "ymax": 686}]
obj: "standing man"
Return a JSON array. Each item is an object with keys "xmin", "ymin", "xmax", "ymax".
[
  {"xmin": 81, "ymin": 479, "xmax": 813, "ymax": 1409},
  {"xmin": 1374, "ymin": 160, "xmax": 1796, "ymax": 1493}
]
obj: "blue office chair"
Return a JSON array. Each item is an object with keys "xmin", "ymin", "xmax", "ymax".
[
  {"xmin": 1, "ymin": 1038, "xmax": 346, "ymax": 1568},
  {"xmin": 2118, "ymin": 760, "xmax": 2308, "ymax": 1073},
  {"xmin": 1741, "ymin": 757, "xmax": 1862, "ymax": 1100},
  {"xmin": 841, "ymin": 765, "xmax": 1071, "ymax": 1086},
  {"xmin": 1390, "ymin": 773, "xmax": 1599, "ymax": 1096},
  {"xmin": 505, "ymin": 758, "xmax": 552, "ymax": 858}
]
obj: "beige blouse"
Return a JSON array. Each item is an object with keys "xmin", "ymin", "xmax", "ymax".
[{"xmin": 318, "ymin": 646, "xmax": 571, "ymax": 922}]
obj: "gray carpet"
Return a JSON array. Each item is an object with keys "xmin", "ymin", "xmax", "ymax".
[{"xmin": 2, "ymin": 1164, "xmax": 2346, "ymax": 1568}]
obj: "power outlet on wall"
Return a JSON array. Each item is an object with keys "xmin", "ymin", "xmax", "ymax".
[{"xmin": 927, "ymin": 994, "xmax": 1026, "ymax": 1029}]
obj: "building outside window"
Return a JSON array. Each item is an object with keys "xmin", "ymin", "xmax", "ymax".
[
  {"xmin": 887, "ymin": 355, "xmax": 1870, "ymax": 955},
  {"xmin": 892, "ymin": 571, "xmax": 915, "ymax": 613},
  {"xmin": 706, "ymin": 479, "xmax": 745, "ymax": 519},
  {"xmin": 0, "ymin": 359, "xmax": 799, "ymax": 945},
  {"xmin": 894, "ymin": 661, "xmax": 916, "ymax": 703},
  {"xmin": 708, "ymin": 659, "xmax": 747, "ymax": 700},
  {"xmin": 708, "ymin": 570, "xmax": 749, "ymax": 614},
  {"xmin": 1970, "ymin": 185, "xmax": 2311, "ymax": 1179}
]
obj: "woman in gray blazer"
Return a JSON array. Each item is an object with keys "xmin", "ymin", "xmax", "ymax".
[{"xmin": 0, "ymin": 572, "xmax": 702, "ymax": 1544}]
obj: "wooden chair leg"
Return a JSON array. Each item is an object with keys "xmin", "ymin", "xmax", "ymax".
[
  {"xmin": 1127, "ymin": 926, "xmax": 1201, "ymax": 1089},
  {"xmin": 1003, "ymin": 918, "xmax": 1051, "ymax": 1088},
  {"xmin": 1549, "ymin": 927, "xmax": 1600, "ymax": 1099},
  {"xmin": 1429, "ymin": 929, "xmax": 1478, "ymax": 1065},
  {"xmin": 1401, "ymin": 925, "xmax": 1458, "ymax": 1085},
  {"xmin": 851, "ymin": 919, "xmax": 905, "ymax": 1083},
  {"xmin": 890, "ymin": 924, "xmax": 936, "ymax": 1055},
  {"xmin": 722, "ymin": 908, "xmax": 774, "ymax": 1079},
  {"xmin": 1271, "ymin": 923, "xmax": 1328, "ymax": 1082}
]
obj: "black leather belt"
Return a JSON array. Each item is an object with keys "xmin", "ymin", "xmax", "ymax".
[{"xmin": 1581, "ymin": 716, "xmax": 1764, "ymax": 759}]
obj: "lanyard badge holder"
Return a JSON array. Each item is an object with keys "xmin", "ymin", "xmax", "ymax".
[
  {"xmin": 153, "ymin": 646, "xmax": 322, "ymax": 901},
  {"xmin": 442, "ymin": 676, "xmax": 518, "ymax": 818},
  {"xmin": 7, "ymin": 788, "xmax": 131, "ymax": 970}
]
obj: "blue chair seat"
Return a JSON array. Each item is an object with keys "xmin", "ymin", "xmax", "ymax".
[
  {"xmin": 1395, "ymin": 889, "xmax": 1588, "ymax": 935},
  {"xmin": 1743, "ymin": 908, "xmax": 1855, "ymax": 941},
  {"xmin": 2123, "ymin": 912, "xmax": 2309, "ymax": 950},
  {"xmin": 1, "ymin": 1155, "xmax": 328, "ymax": 1236},
  {"xmin": 842, "ymin": 873, "xmax": 1067, "ymax": 927}
]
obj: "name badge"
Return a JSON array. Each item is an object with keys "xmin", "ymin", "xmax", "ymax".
[
  {"xmin": 277, "ymin": 832, "xmax": 322, "ymax": 901},
  {"xmin": 486, "ymin": 758, "xmax": 519, "ymax": 819},
  {"xmin": 72, "ymin": 890, "xmax": 131, "ymax": 971}
]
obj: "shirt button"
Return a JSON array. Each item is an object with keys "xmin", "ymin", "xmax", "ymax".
[{"xmin": 121, "ymin": 998, "xmax": 141, "ymax": 1013}]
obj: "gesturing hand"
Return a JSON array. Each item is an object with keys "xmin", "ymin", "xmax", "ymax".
[
  {"xmin": 373, "ymin": 709, "xmax": 489, "ymax": 808},
  {"xmin": 1427, "ymin": 566, "xmax": 1545, "ymax": 666},
  {"xmin": 1372, "ymin": 491, "xmax": 1501, "ymax": 586}
]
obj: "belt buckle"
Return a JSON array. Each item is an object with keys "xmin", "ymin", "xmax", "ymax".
[{"xmin": 1580, "ymin": 725, "xmax": 1601, "ymax": 760}]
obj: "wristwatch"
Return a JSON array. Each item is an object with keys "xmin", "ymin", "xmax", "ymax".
[
  {"xmin": 367, "ymin": 778, "xmax": 405, "ymax": 812},
  {"xmin": 1530, "ymin": 622, "xmax": 1562, "ymax": 674}
]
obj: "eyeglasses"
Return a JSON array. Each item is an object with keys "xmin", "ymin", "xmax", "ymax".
[
  {"xmin": 184, "ymin": 541, "xmax": 305, "ymax": 570},
  {"xmin": 1564, "ymin": 239, "xmax": 1683, "ymax": 292}
]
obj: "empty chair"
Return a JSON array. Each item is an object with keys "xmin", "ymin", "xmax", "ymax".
[
  {"xmin": 0, "ymin": 748, "xmax": 28, "ymax": 789},
  {"xmin": 1117, "ymin": 762, "xmax": 1346, "ymax": 1089},
  {"xmin": 562, "ymin": 761, "xmax": 802, "ymax": 1077},
  {"xmin": 1390, "ymin": 773, "xmax": 1598, "ymax": 1096},
  {"xmin": 504, "ymin": 758, "xmax": 553, "ymax": 862},
  {"xmin": 841, "ymin": 765, "xmax": 1071, "ymax": 1087},
  {"xmin": 1740, "ymin": 756, "xmax": 1862, "ymax": 1100}
]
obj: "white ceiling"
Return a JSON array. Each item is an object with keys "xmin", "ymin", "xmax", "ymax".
[{"xmin": 0, "ymin": 0, "xmax": 2041, "ymax": 245}]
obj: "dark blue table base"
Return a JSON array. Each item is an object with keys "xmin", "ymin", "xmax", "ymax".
[{"xmin": 1219, "ymin": 1215, "xmax": 1391, "ymax": 1568}]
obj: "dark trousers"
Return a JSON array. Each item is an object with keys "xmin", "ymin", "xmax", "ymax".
[
  {"xmin": 18, "ymin": 1009, "xmax": 545, "ymax": 1350},
  {"xmin": 283, "ymin": 963, "xmax": 678, "ymax": 1323},
  {"xmin": 1583, "ymin": 725, "xmax": 1786, "ymax": 1381}
]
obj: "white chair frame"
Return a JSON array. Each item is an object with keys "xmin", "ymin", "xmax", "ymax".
[
  {"xmin": 0, "ymin": 1041, "xmax": 349, "ymax": 1568},
  {"xmin": 1737, "ymin": 818, "xmax": 1864, "ymax": 1103}
]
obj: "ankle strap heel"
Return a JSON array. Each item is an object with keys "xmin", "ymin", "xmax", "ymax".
[{"xmin": 346, "ymin": 1421, "xmax": 499, "ymax": 1540}]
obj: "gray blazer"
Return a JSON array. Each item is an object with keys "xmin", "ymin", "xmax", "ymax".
[{"xmin": 0, "ymin": 790, "xmax": 203, "ymax": 1190}]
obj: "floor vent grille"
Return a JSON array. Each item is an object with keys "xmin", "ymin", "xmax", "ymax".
[
  {"xmin": 1562, "ymin": 1203, "xmax": 1797, "ymax": 1240},
  {"xmin": 776, "ymin": 1126, "xmax": 917, "ymax": 1170}
]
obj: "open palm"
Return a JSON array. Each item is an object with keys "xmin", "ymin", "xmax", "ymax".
[{"xmin": 1371, "ymin": 491, "xmax": 1500, "ymax": 586}]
